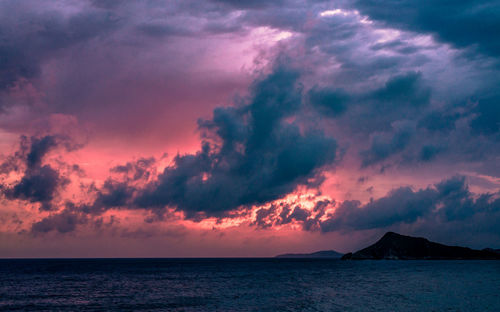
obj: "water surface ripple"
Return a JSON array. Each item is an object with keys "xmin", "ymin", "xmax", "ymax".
[{"xmin": 1, "ymin": 259, "xmax": 499, "ymax": 311}]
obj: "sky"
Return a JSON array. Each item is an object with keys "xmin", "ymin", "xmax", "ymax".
[{"xmin": 1, "ymin": 0, "xmax": 500, "ymax": 257}]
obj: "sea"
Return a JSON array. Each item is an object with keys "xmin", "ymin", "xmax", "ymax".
[{"xmin": 1, "ymin": 258, "xmax": 499, "ymax": 311}]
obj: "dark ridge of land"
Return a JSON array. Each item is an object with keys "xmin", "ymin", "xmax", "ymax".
[
  {"xmin": 341, "ymin": 232, "xmax": 500, "ymax": 260},
  {"xmin": 275, "ymin": 250, "xmax": 343, "ymax": 259},
  {"xmin": 482, "ymin": 248, "xmax": 500, "ymax": 254}
]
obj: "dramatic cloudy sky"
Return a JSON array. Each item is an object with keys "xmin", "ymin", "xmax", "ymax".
[{"xmin": 1, "ymin": 0, "xmax": 500, "ymax": 257}]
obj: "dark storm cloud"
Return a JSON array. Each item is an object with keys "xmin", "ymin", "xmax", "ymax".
[
  {"xmin": 31, "ymin": 204, "xmax": 87, "ymax": 234},
  {"xmin": 301, "ymin": 199, "xmax": 330, "ymax": 231},
  {"xmin": 1, "ymin": 135, "xmax": 75, "ymax": 210},
  {"xmin": 370, "ymin": 39, "xmax": 422, "ymax": 55},
  {"xmin": 308, "ymin": 88, "xmax": 349, "ymax": 117},
  {"xmin": 83, "ymin": 179, "xmax": 135, "ymax": 214},
  {"xmin": 89, "ymin": 0, "xmax": 127, "ymax": 10},
  {"xmin": 417, "ymin": 111, "xmax": 459, "ymax": 133},
  {"xmin": 469, "ymin": 94, "xmax": 500, "ymax": 135},
  {"xmin": 309, "ymin": 72, "xmax": 431, "ymax": 133},
  {"xmin": 111, "ymin": 157, "xmax": 156, "ymax": 181},
  {"xmin": 319, "ymin": 176, "xmax": 500, "ymax": 232},
  {"xmin": 0, "ymin": 0, "xmax": 119, "ymax": 97},
  {"xmin": 0, "ymin": 136, "xmax": 29, "ymax": 175},
  {"xmin": 252, "ymin": 199, "xmax": 330, "ymax": 231},
  {"xmin": 419, "ymin": 145, "xmax": 441, "ymax": 162},
  {"xmin": 301, "ymin": 10, "xmax": 427, "ymax": 89},
  {"xmin": 246, "ymin": 175, "xmax": 500, "ymax": 241},
  {"xmin": 253, "ymin": 202, "xmax": 316, "ymax": 229},
  {"xmin": 253, "ymin": 205, "xmax": 278, "ymax": 228},
  {"xmin": 210, "ymin": 0, "xmax": 285, "ymax": 9},
  {"xmin": 360, "ymin": 120, "xmax": 415, "ymax": 167},
  {"xmin": 293, "ymin": 6, "xmax": 500, "ymax": 169},
  {"xmin": 203, "ymin": 21, "xmax": 244, "ymax": 34},
  {"xmin": 340, "ymin": 72, "xmax": 431, "ymax": 137},
  {"xmin": 305, "ymin": 70, "xmax": 434, "ymax": 168},
  {"xmin": 135, "ymin": 65, "xmax": 338, "ymax": 217},
  {"xmin": 277, "ymin": 205, "xmax": 311, "ymax": 225},
  {"xmin": 354, "ymin": 0, "xmax": 500, "ymax": 59},
  {"xmin": 26, "ymin": 136, "xmax": 58, "ymax": 169},
  {"xmin": 320, "ymin": 186, "xmax": 436, "ymax": 232},
  {"xmin": 0, "ymin": 45, "xmax": 36, "ymax": 94},
  {"xmin": 303, "ymin": 42, "xmax": 498, "ymax": 166},
  {"xmin": 136, "ymin": 23, "xmax": 194, "ymax": 38},
  {"xmin": 4, "ymin": 165, "xmax": 67, "ymax": 211},
  {"xmin": 30, "ymin": 172, "xmax": 143, "ymax": 234},
  {"xmin": 367, "ymin": 72, "xmax": 430, "ymax": 108},
  {"xmin": 29, "ymin": 176, "xmax": 139, "ymax": 234},
  {"xmin": 288, "ymin": 206, "xmax": 311, "ymax": 222}
]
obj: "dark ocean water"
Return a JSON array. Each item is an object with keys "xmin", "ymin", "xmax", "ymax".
[{"xmin": 1, "ymin": 259, "xmax": 499, "ymax": 311}]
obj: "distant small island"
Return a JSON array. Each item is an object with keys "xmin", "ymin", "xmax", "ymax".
[
  {"xmin": 341, "ymin": 232, "xmax": 500, "ymax": 260},
  {"xmin": 275, "ymin": 250, "xmax": 343, "ymax": 259}
]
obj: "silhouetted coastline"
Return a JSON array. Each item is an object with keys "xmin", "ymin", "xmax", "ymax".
[
  {"xmin": 342, "ymin": 232, "xmax": 500, "ymax": 260},
  {"xmin": 275, "ymin": 250, "xmax": 343, "ymax": 259}
]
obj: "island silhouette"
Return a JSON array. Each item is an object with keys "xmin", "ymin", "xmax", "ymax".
[
  {"xmin": 275, "ymin": 232, "xmax": 500, "ymax": 260},
  {"xmin": 275, "ymin": 250, "xmax": 343, "ymax": 259},
  {"xmin": 341, "ymin": 232, "xmax": 500, "ymax": 260}
]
